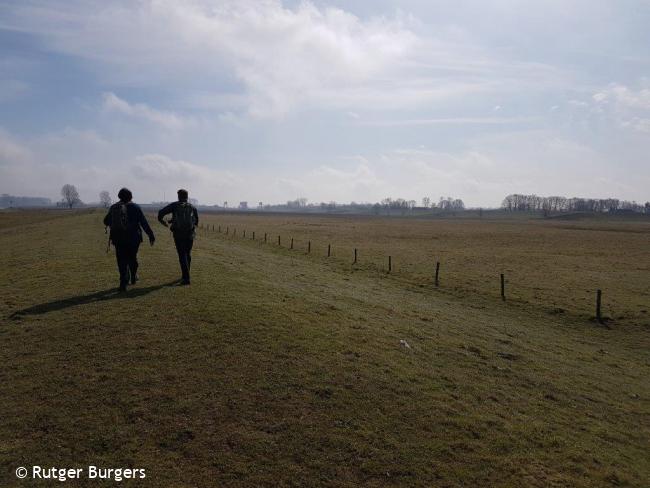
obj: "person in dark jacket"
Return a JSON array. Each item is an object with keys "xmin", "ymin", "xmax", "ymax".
[
  {"xmin": 103, "ymin": 188, "xmax": 155, "ymax": 291},
  {"xmin": 157, "ymin": 189, "xmax": 198, "ymax": 285}
]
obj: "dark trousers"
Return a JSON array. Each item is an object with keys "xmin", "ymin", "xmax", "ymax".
[
  {"xmin": 173, "ymin": 236, "xmax": 194, "ymax": 282},
  {"xmin": 114, "ymin": 241, "xmax": 140, "ymax": 287}
]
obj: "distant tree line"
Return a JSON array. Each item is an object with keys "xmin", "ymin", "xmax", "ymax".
[
  {"xmin": 436, "ymin": 197, "xmax": 466, "ymax": 211},
  {"xmin": 374, "ymin": 196, "xmax": 465, "ymax": 215},
  {"xmin": 502, "ymin": 194, "xmax": 650, "ymax": 214},
  {"xmin": 225, "ymin": 196, "xmax": 467, "ymax": 215},
  {"xmin": 36, "ymin": 184, "xmax": 648, "ymax": 216},
  {"xmin": 285, "ymin": 197, "xmax": 309, "ymax": 209},
  {"xmin": 0, "ymin": 194, "xmax": 52, "ymax": 208}
]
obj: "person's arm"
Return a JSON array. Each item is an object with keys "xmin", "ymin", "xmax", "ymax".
[
  {"xmin": 158, "ymin": 203, "xmax": 174, "ymax": 227},
  {"xmin": 103, "ymin": 209, "xmax": 111, "ymax": 227},
  {"xmin": 137, "ymin": 207, "xmax": 155, "ymax": 244}
]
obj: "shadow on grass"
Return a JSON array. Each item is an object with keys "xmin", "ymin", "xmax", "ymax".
[{"xmin": 9, "ymin": 280, "xmax": 180, "ymax": 319}]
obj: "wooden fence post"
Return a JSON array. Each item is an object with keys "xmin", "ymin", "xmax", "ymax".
[
  {"xmin": 388, "ymin": 256, "xmax": 392, "ymax": 273},
  {"xmin": 327, "ymin": 244, "xmax": 331, "ymax": 257},
  {"xmin": 354, "ymin": 248, "xmax": 357, "ymax": 264},
  {"xmin": 278, "ymin": 235, "xmax": 281, "ymax": 246},
  {"xmin": 596, "ymin": 289, "xmax": 602, "ymax": 323},
  {"xmin": 308, "ymin": 241, "xmax": 311, "ymax": 253},
  {"xmin": 290, "ymin": 238, "xmax": 294, "ymax": 250},
  {"xmin": 243, "ymin": 230, "xmax": 246, "ymax": 238},
  {"xmin": 264, "ymin": 233, "xmax": 267, "ymax": 243},
  {"xmin": 435, "ymin": 261, "xmax": 440, "ymax": 286},
  {"xmin": 252, "ymin": 231, "xmax": 255, "ymax": 240},
  {"xmin": 500, "ymin": 273, "xmax": 506, "ymax": 301}
]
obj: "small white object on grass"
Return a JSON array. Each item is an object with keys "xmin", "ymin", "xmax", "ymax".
[{"xmin": 399, "ymin": 339, "xmax": 411, "ymax": 349}]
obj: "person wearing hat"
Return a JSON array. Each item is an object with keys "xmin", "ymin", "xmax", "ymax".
[
  {"xmin": 103, "ymin": 187, "xmax": 156, "ymax": 291},
  {"xmin": 157, "ymin": 189, "xmax": 199, "ymax": 285}
]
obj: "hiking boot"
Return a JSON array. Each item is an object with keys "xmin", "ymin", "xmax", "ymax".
[
  {"xmin": 119, "ymin": 284, "xmax": 127, "ymax": 292},
  {"xmin": 180, "ymin": 279, "xmax": 190, "ymax": 286},
  {"xmin": 130, "ymin": 274, "xmax": 138, "ymax": 285}
]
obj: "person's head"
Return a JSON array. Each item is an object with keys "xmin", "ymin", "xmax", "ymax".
[
  {"xmin": 177, "ymin": 189, "xmax": 189, "ymax": 202},
  {"xmin": 117, "ymin": 187, "xmax": 133, "ymax": 203}
]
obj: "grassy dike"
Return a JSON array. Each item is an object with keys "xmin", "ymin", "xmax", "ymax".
[{"xmin": 1, "ymin": 210, "xmax": 648, "ymax": 487}]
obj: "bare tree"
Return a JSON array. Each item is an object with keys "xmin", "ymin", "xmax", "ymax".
[
  {"xmin": 61, "ymin": 184, "xmax": 81, "ymax": 208},
  {"xmin": 438, "ymin": 197, "xmax": 465, "ymax": 211},
  {"xmin": 99, "ymin": 191, "xmax": 111, "ymax": 208},
  {"xmin": 422, "ymin": 197, "xmax": 431, "ymax": 208},
  {"xmin": 395, "ymin": 198, "xmax": 407, "ymax": 215},
  {"xmin": 287, "ymin": 197, "xmax": 309, "ymax": 209},
  {"xmin": 381, "ymin": 197, "xmax": 392, "ymax": 215}
]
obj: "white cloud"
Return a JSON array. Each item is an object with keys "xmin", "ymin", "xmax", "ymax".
[
  {"xmin": 357, "ymin": 116, "xmax": 539, "ymax": 127},
  {"xmin": 592, "ymin": 82, "xmax": 650, "ymax": 134},
  {"xmin": 132, "ymin": 153, "xmax": 242, "ymax": 198},
  {"xmin": 0, "ymin": 128, "xmax": 113, "ymax": 202},
  {"xmin": 238, "ymin": 132, "xmax": 634, "ymax": 206},
  {"xmin": 311, "ymin": 161, "xmax": 385, "ymax": 196},
  {"xmin": 592, "ymin": 92, "xmax": 608, "ymax": 103},
  {"xmin": 0, "ymin": 128, "xmax": 31, "ymax": 164},
  {"xmin": 620, "ymin": 117, "xmax": 650, "ymax": 134},
  {"xmin": 568, "ymin": 99, "xmax": 589, "ymax": 108},
  {"xmin": 40, "ymin": 127, "xmax": 108, "ymax": 147},
  {"xmin": 1, "ymin": 123, "xmax": 647, "ymax": 207},
  {"xmin": 5, "ymin": 0, "xmax": 571, "ymax": 118},
  {"xmin": 1, "ymin": 1, "xmax": 649, "ymax": 206},
  {"xmin": 102, "ymin": 92, "xmax": 193, "ymax": 130},
  {"xmin": 596, "ymin": 84, "xmax": 650, "ymax": 110}
]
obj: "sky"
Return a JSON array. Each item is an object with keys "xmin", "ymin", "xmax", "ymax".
[{"xmin": 0, "ymin": 0, "xmax": 649, "ymax": 207}]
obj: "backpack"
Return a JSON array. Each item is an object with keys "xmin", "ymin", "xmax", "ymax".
[
  {"xmin": 173, "ymin": 202, "xmax": 194, "ymax": 233},
  {"xmin": 110, "ymin": 203, "xmax": 129, "ymax": 236}
]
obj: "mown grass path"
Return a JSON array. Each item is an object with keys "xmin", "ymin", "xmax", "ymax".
[{"xmin": 1, "ymin": 210, "xmax": 648, "ymax": 487}]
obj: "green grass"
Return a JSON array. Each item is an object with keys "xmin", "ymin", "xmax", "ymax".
[{"xmin": 1, "ymin": 210, "xmax": 648, "ymax": 487}]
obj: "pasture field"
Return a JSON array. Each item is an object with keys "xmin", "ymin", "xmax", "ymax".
[
  {"xmin": 1, "ymin": 209, "xmax": 649, "ymax": 487},
  {"xmin": 199, "ymin": 211, "xmax": 650, "ymax": 328}
]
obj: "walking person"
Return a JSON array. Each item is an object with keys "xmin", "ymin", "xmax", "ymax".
[
  {"xmin": 103, "ymin": 188, "xmax": 155, "ymax": 291},
  {"xmin": 157, "ymin": 189, "xmax": 198, "ymax": 285}
]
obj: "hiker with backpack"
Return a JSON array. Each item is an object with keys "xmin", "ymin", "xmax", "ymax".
[
  {"xmin": 103, "ymin": 188, "xmax": 156, "ymax": 291},
  {"xmin": 157, "ymin": 189, "xmax": 199, "ymax": 285}
]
